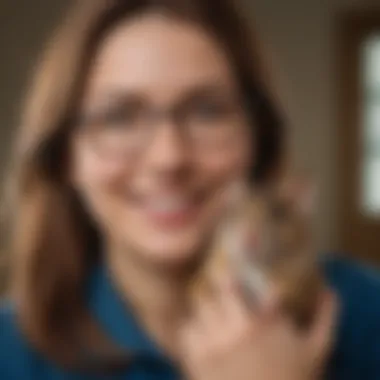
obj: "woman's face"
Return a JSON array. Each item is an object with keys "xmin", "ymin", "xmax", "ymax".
[{"xmin": 71, "ymin": 13, "xmax": 252, "ymax": 267}]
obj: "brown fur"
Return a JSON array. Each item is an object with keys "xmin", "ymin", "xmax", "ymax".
[{"xmin": 190, "ymin": 178, "xmax": 324, "ymax": 328}]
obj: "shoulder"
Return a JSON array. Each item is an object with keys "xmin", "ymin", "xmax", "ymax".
[
  {"xmin": 0, "ymin": 300, "xmax": 42, "ymax": 379},
  {"xmin": 322, "ymin": 255, "xmax": 380, "ymax": 378},
  {"xmin": 322, "ymin": 254, "xmax": 380, "ymax": 322},
  {"xmin": 0, "ymin": 301, "xmax": 100, "ymax": 380}
]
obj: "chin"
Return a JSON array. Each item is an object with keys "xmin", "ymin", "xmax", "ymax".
[{"xmin": 128, "ymin": 231, "xmax": 208, "ymax": 268}]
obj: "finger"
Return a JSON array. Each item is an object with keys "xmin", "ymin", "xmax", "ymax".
[
  {"xmin": 197, "ymin": 296, "xmax": 223, "ymax": 334},
  {"xmin": 189, "ymin": 274, "xmax": 227, "ymax": 333},
  {"xmin": 177, "ymin": 321, "xmax": 210, "ymax": 373},
  {"xmin": 308, "ymin": 289, "xmax": 339, "ymax": 358},
  {"xmin": 218, "ymin": 264, "xmax": 282, "ymax": 325},
  {"xmin": 210, "ymin": 268, "xmax": 249, "ymax": 320}
]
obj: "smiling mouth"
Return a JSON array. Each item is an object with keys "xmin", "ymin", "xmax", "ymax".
[{"xmin": 129, "ymin": 188, "xmax": 208, "ymax": 229}]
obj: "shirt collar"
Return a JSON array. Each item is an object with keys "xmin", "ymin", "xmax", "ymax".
[{"xmin": 86, "ymin": 263, "xmax": 165, "ymax": 358}]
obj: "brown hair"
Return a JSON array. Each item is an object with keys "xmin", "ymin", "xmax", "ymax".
[{"xmin": 3, "ymin": 0, "xmax": 286, "ymax": 371}]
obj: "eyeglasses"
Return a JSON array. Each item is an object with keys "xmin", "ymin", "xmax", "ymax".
[{"xmin": 75, "ymin": 93, "xmax": 248, "ymax": 160}]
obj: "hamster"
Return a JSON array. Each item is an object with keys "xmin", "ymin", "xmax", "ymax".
[{"xmin": 189, "ymin": 177, "xmax": 324, "ymax": 329}]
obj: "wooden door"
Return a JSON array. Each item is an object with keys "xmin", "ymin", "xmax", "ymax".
[{"xmin": 337, "ymin": 11, "xmax": 380, "ymax": 267}]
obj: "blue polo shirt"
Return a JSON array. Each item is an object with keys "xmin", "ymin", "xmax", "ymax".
[{"xmin": 1, "ymin": 255, "xmax": 380, "ymax": 379}]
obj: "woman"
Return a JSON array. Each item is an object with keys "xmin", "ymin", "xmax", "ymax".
[{"xmin": 0, "ymin": 0, "xmax": 379, "ymax": 379}]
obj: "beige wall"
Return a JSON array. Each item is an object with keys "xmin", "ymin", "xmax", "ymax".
[
  {"xmin": 243, "ymin": 0, "xmax": 380, "ymax": 251},
  {"xmin": 0, "ymin": 0, "xmax": 379, "ymax": 252}
]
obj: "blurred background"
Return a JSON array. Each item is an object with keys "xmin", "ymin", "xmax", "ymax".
[{"xmin": 0, "ymin": 0, "xmax": 379, "ymax": 268}]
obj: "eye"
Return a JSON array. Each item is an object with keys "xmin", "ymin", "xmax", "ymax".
[
  {"xmin": 80, "ymin": 98, "xmax": 145, "ymax": 130},
  {"xmin": 102, "ymin": 106, "xmax": 141, "ymax": 128},
  {"xmin": 190, "ymin": 98, "xmax": 233, "ymax": 122},
  {"xmin": 196, "ymin": 102, "xmax": 224, "ymax": 116}
]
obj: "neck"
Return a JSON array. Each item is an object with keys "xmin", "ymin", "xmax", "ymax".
[{"xmin": 106, "ymin": 244, "xmax": 195, "ymax": 355}]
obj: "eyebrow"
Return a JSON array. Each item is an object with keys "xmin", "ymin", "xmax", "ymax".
[{"xmin": 86, "ymin": 82, "xmax": 240, "ymax": 107}]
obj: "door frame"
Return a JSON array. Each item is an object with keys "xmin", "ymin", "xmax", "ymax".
[{"xmin": 336, "ymin": 10, "xmax": 380, "ymax": 264}]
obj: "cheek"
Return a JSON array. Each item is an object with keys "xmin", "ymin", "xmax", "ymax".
[
  {"xmin": 196, "ymin": 132, "xmax": 252, "ymax": 183},
  {"xmin": 73, "ymin": 152, "xmax": 126, "ymax": 188},
  {"xmin": 70, "ymin": 144, "xmax": 130, "ymax": 231}
]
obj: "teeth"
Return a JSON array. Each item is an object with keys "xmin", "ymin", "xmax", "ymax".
[{"xmin": 147, "ymin": 198, "xmax": 191, "ymax": 213}]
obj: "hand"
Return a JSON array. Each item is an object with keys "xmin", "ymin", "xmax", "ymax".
[{"xmin": 178, "ymin": 275, "xmax": 338, "ymax": 380}]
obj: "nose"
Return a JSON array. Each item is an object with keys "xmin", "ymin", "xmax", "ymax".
[{"xmin": 143, "ymin": 121, "xmax": 190, "ymax": 177}]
